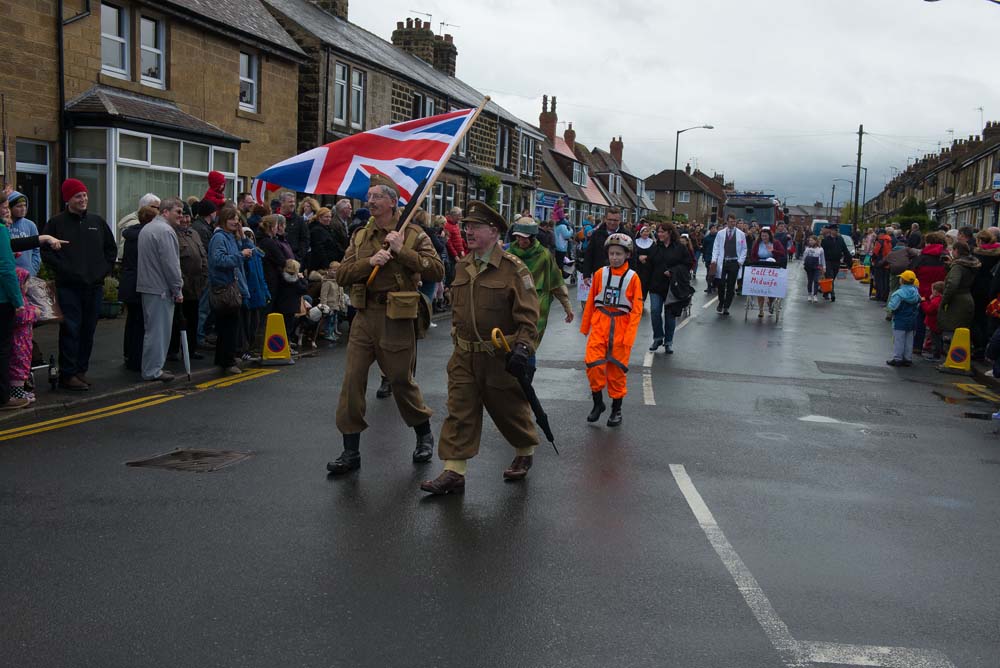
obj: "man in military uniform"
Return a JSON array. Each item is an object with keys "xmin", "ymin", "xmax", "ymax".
[
  {"xmin": 420, "ymin": 202, "xmax": 541, "ymax": 495},
  {"xmin": 327, "ymin": 175, "xmax": 445, "ymax": 475}
]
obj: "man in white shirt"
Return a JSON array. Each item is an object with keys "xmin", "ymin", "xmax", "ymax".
[{"xmin": 709, "ymin": 214, "xmax": 747, "ymax": 316}]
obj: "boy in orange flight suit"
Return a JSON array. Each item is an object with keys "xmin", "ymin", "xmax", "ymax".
[{"xmin": 580, "ymin": 233, "xmax": 644, "ymax": 427}]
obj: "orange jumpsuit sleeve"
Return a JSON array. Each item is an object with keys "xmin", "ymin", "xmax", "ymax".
[
  {"xmin": 580, "ymin": 267, "xmax": 602, "ymax": 335},
  {"xmin": 624, "ymin": 271, "xmax": 644, "ymax": 343}
]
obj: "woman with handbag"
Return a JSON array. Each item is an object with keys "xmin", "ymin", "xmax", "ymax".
[{"xmin": 208, "ymin": 207, "xmax": 251, "ymax": 375}]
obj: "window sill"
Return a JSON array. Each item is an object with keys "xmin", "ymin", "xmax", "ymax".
[
  {"xmin": 237, "ymin": 108, "xmax": 263, "ymax": 122},
  {"xmin": 98, "ymin": 72, "xmax": 175, "ymax": 101}
]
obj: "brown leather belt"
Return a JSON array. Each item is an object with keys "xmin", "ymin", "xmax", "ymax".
[{"xmin": 454, "ymin": 333, "xmax": 515, "ymax": 354}]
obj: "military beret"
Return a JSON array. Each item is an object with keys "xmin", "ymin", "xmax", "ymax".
[
  {"xmin": 462, "ymin": 200, "xmax": 507, "ymax": 233},
  {"xmin": 369, "ymin": 174, "xmax": 401, "ymax": 197}
]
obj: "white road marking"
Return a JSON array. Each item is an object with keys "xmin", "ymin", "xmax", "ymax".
[
  {"xmin": 669, "ymin": 464, "xmax": 807, "ymax": 667},
  {"xmin": 798, "ymin": 415, "xmax": 865, "ymax": 428},
  {"xmin": 702, "ymin": 296, "xmax": 719, "ymax": 309},
  {"xmin": 799, "ymin": 641, "xmax": 955, "ymax": 668},
  {"xmin": 643, "ymin": 350, "xmax": 654, "ymax": 368},
  {"xmin": 675, "ymin": 316, "xmax": 694, "ymax": 332},
  {"xmin": 642, "ymin": 371, "xmax": 655, "ymax": 405},
  {"xmin": 669, "ymin": 464, "xmax": 957, "ymax": 668}
]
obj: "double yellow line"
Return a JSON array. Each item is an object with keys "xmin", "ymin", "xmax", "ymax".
[
  {"xmin": 0, "ymin": 394, "xmax": 182, "ymax": 441},
  {"xmin": 0, "ymin": 368, "xmax": 281, "ymax": 442},
  {"xmin": 955, "ymin": 382, "xmax": 1000, "ymax": 403}
]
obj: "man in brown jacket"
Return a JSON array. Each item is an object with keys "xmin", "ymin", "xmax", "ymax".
[
  {"xmin": 327, "ymin": 175, "xmax": 445, "ymax": 475},
  {"xmin": 420, "ymin": 201, "xmax": 541, "ymax": 495}
]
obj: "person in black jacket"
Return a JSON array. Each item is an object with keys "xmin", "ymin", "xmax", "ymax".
[
  {"xmin": 645, "ymin": 222, "xmax": 693, "ymax": 354},
  {"xmin": 308, "ymin": 207, "xmax": 341, "ymax": 271},
  {"xmin": 278, "ymin": 192, "xmax": 310, "ymax": 263},
  {"xmin": 117, "ymin": 206, "xmax": 158, "ymax": 372},
  {"xmin": 41, "ymin": 179, "xmax": 117, "ymax": 391},
  {"xmin": 820, "ymin": 225, "xmax": 851, "ymax": 302},
  {"xmin": 583, "ymin": 209, "xmax": 624, "ymax": 278}
]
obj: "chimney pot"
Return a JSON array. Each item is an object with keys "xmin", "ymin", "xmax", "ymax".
[
  {"xmin": 415, "ymin": 18, "xmax": 421, "ymax": 28},
  {"xmin": 539, "ymin": 94, "xmax": 557, "ymax": 144},
  {"xmin": 406, "ymin": 18, "xmax": 413, "ymax": 28},
  {"xmin": 445, "ymin": 34, "xmax": 453, "ymax": 43},
  {"xmin": 396, "ymin": 21, "xmax": 404, "ymax": 29},
  {"xmin": 552, "ymin": 96, "xmax": 557, "ymax": 113}
]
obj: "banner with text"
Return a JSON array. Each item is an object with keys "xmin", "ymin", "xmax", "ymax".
[{"xmin": 742, "ymin": 265, "xmax": 787, "ymax": 298}]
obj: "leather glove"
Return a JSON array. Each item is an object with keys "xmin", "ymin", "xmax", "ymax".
[{"xmin": 505, "ymin": 342, "xmax": 531, "ymax": 378}]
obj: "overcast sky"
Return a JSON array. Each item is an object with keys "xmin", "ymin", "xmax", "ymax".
[{"xmin": 351, "ymin": 0, "xmax": 1000, "ymax": 207}]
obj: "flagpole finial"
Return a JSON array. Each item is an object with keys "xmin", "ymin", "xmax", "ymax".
[{"xmin": 484, "ymin": 95, "xmax": 491, "ymax": 102}]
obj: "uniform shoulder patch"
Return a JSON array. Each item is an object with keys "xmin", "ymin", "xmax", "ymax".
[{"xmin": 517, "ymin": 265, "xmax": 535, "ymax": 290}]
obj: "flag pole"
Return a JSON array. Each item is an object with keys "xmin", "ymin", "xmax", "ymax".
[{"xmin": 367, "ymin": 96, "xmax": 491, "ymax": 286}]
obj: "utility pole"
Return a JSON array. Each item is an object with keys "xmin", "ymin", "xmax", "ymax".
[
  {"xmin": 853, "ymin": 124, "xmax": 863, "ymax": 232},
  {"xmin": 829, "ymin": 183, "xmax": 836, "ymax": 218}
]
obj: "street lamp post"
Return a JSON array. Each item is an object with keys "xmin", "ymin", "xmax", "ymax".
[
  {"xmin": 672, "ymin": 124, "xmax": 714, "ymax": 220},
  {"xmin": 833, "ymin": 178, "xmax": 853, "ymax": 224}
]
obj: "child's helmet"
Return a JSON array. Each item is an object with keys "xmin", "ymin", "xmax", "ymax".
[{"xmin": 604, "ymin": 233, "xmax": 633, "ymax": 253}]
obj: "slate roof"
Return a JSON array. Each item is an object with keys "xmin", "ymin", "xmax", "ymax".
[
  {"xmin": 692, "ymin": 170, "xmax": 726, "ymax": 202},
  {"xmin": 66, "ymin": 85, "xmax": 246, "ymax": 145},
  {"xmin": 590, "ymin": 147, "xmax": 656, "ymax": 211},
  {"xmin": 644, "ymin": 169, "xmax": 710, "ymax": 193},
  {"xmin": 158, "ymin": 0, "xmax": 304, "ymax": 56},
  {"xmin": 539, "ymin": 149, "xmax": 583, "ymax": 202},
  {"xmin": 261, "ymin": 0, "xmax": 522, "ymax": 126}
]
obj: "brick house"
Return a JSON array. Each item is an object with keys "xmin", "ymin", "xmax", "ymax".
[
  {"xmin": 536, "ymin": 96, "xmax": 609, "ymax": 227},
  {"xmin": 691, "ymin": 170, "xmax": 728, "ymax": 225},
  {"xmin": 644, "ymin": 165, "xmax": 718, "ymax": 224},
  {"xmin": 260, "ymin": 0, "xmax": 543, "ymax": 223},
  {"xmin": 2, "ymin": 0, "xmax": 303, "ymax": 233},
  {"xmin": 866, "ymin": 122, "xmax": 1000, "ymax": 230},
  {"xmin": 587, "ymin": 138, "xmax": 657, "ymax": 224}
]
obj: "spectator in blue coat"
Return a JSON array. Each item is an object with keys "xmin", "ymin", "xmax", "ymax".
[
  {"xmin": 240, "ymin": 227, "xmax": 270, "ymax": 359},
  {"xmin": 208, "ymin": 207, "xmax": 251, "ymax": 375},
  {"xmin": 7, "ymin": 191, "xmax": 40, "ymax": 276}
]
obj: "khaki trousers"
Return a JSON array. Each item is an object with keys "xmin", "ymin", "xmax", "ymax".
[
  {"xmin": 437, "ymin": 348, "xmax": 539, "ymax": 460},
  {"xmin": 335, "ymin": 305, "xmax": 432, "ymax": 434}
]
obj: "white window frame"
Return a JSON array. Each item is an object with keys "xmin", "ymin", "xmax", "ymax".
[
  {"xmin": 495, "ymin": 126, "xmax": 510, "ymax": 170},
  {"xmin": 14, "ymin": 139, "xmax": 51, "ymax": 224},
  {"xmin": 139, "ymin": 15, "xmax": 165, "ymax": 88},
  {"xmin": 520, "ymin": 135, "xmax": 535, "ymax": 177},
  {"xmin": 445, "ymin": 184, "xmax": 455, "ymax": 212},
  {"xmin": 239, "ymin": 52, "xmax": 258, "ymax": 112},
  {"xmin": 678, "ymin": 190, "xmax": 691, "ymax": 203},
  {"xmin": 101, "ymin": 3, "xmax": 130, "ymax": 79},
  {"xmin": 333, "ymin": 62, "xmax": 347, "ymax": 126},
  {"xmin": 458, "ymin": 134, "xmax": 468, "ymax": 157},
  {"xmin": 572, "ymin": 163, "xmax": 588, "ymax": 187},
  {"xmin": 412, "ymin": 92, "xmax": 425, "ymax": 120},
  {"xmin": 350, "ymin": 69, "xmax": 365, "ymax": 129},
  {"xmin": 499, "ymin": 184, "xmax": 512, "ymax": 222},
  {"xmin": 424, "ymin": 97, "xmax": 435, "ymax": 118}
]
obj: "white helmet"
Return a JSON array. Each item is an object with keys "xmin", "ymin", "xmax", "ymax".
[{"xmin": 604, "ymin": 232, "xmax": 633, "ymax": 253}]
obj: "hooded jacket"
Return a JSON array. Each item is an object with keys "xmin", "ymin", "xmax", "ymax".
[
  {"xmin": 911, "ymin": 244, "xmax": 948, "ymax": 299},
  {"xmin": 938, "ymin": 255, "xmax": 981, "ymax": 332},
  {"xmin": 887, "ymin": 283, "xmax": 921, "ymax": 331},
  {"xmin": 202, "ymin": 171, "xmax": 226, "ymax": 209},
  {"xmin": 921, "ymin": 293, "xmax": 942, "ymax": 334}
]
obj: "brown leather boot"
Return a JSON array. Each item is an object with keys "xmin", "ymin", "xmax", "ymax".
[
  {"xmin": 502, "ymin": 455, "xmax": 533, "ymax": 481},
  {"xmin": 420, "ymin": 470, "xmax": 465, "ymax": 495}
]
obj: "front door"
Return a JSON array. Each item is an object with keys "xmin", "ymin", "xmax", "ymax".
[{"xmin": 15, "ymin": 171, "xmax": 49, "ymax": 225}]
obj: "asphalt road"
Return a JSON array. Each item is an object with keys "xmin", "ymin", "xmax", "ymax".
[{"xmin": 2, "ymin": 265, "xmax": 998, "ymax": 668}]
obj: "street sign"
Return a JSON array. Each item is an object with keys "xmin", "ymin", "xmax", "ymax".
[
  {"xmin": 993, "ymin": 173, "xmax": 1000, "ymax": 189},
  {"xmin": 992, "ymin": 190, "xmax": 1000, "ymax": 204}
]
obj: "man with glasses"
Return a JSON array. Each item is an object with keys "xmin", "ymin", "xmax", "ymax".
[
  {"xmin": 583, "ymin": 208, "xmax": 624, "ymax": 277},
  {"xmin": 137, "ymin": 197, "xmax": 184, "ymax": 382},
  {"xmin": 709, "ymin": 214, "xmax": 747, "ymax": 315},
  {"xmin": 327, "ymin": 175, "xmax": 444, "ymax": 476}
]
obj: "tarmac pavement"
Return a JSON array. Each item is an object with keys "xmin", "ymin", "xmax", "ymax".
[{"xmin": 1, "ymin": 264, "xmax": 998, "ymax": 668}]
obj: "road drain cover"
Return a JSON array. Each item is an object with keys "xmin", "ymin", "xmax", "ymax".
[{"xmin": 126, "ymin": 448, "xmax": 251, "ymax": 472}]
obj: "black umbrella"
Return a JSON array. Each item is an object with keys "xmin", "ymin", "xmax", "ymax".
[{"xmin": 491, "ymin": 329, "xmax": 558, "ymax": 455}]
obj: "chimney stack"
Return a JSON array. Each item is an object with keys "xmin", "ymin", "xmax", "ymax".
[
  {"xmin": 564, "ymin": 122, "xmax": 576, "ymax": 153},
  {"xmin": 539, "ymin": 95, "xmax": 557, "ymax": 144},
  {"xmin": 432, "ymin": 33, "xmax": 458, "ymax": 77},
  {"xmin": 610, "ymin": 136, "xmax": 623, "ymax": 164},
  {"xmin": 391, "ymin": 16, "xmax": 436, "ymax": 64},
  {"xmin": 685, "ymin": 163, "xmax": 692, "ymax": 175},
  {"xmin": 310, "ymin": 0, "xmax": 348, "ymax": 20}
]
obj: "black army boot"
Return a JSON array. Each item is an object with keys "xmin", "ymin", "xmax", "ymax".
[
  {"xmin": 327, "ymin": 433, "xmax": 361, "ymax": 475},
  {"xmin": 607, "ymin": 398, "xmax": 623, "ymax": 427},
  {"xmin": 412, "ymin": 421, "xmax": 434, "ymax": 463},
  {"xmin": 376, "ymin": 376, "xmax": 392, "ymax": 399},
  {"xmin": 586, "ymin": 391, "xmax": 606, "ymax": 423}
]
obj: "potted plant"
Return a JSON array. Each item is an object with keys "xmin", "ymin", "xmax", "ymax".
[{"xmin": 101, "ymin": 275, "xmax": 122, "ymax": 318}]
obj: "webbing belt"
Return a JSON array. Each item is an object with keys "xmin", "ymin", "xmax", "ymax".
[{"xmin": 586, "ymin": 307, "xmax": 629, "ymax": 373}]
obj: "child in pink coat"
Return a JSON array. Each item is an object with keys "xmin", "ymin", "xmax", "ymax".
[{"xmin": 10, "ymin": 267, "xmax": 38, "ymax": 402}]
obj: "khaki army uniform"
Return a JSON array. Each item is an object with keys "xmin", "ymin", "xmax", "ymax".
[
  {"xmin": 335, "ymin": 219, "xmax": 444, "ymax": 434},
  {"xmin": 437, "ymin": 246, "xmax": 541, "ymax": 460}
]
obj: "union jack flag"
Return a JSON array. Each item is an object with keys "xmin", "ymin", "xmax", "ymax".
[{"xmin": 251, "ymin": 108, "xmax": 478, "ymax": 205}]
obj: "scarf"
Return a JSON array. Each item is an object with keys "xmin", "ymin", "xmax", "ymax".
[{"xmin": 508, "ymin": 239, "xmax": 563, "ymax": 341}]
